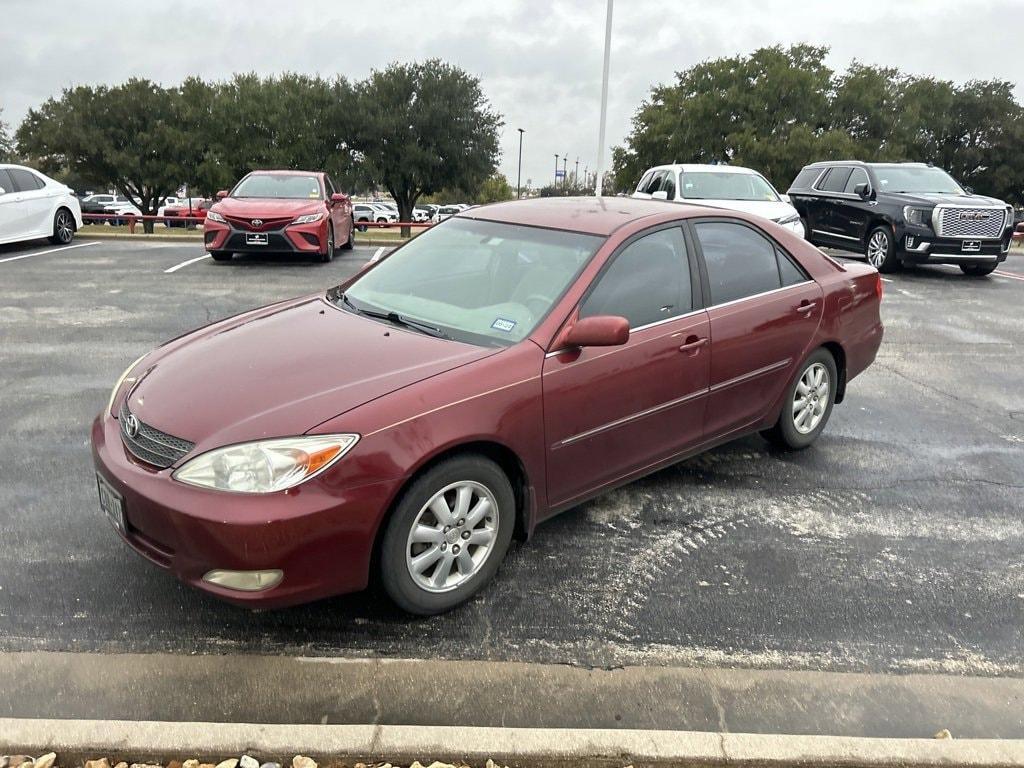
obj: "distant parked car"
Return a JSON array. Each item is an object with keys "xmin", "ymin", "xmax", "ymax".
[
  {"xmin": 162, "ymin": 198, "xmax": 211, "ymax": 228},
  {"xmin": 412, "ymin": 207, "xmax": 431, "ymax": 223},
  {"xmin": 787, "ymin": 161, "xmax": 1014, "ymax": 275},
  {"xmin": 0, "ymin": 164, "xmax": 84, "ymax": 246},
  {"xmin": 432, "ymin": 205, "xmax": 462, "ymax": 223},
  {"xmin": 203, "ymin": 169, "xmax": 354, "ymax": 263},
  {"xmin": 633, "ymin": 163, "xmax": 804, "ymax": 237},
  {"xmin": 81, "ymin": 193, "xmax": 137, "ymax": 222}
]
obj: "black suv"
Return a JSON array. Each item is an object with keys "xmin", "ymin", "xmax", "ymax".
[{"xmin": 787, "ymin": 161, "xmax": 1014, "ymax": 275}]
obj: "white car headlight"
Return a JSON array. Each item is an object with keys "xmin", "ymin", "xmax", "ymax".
[
  {"xmin": 173, "ymin": 434, "xmax": 359, "ymax": 493},
  {"xmin": 107, "ymin": 353, "xmax": 149, "ymax": 415},
  {"xmin": 206, "ymin": 210, "xmax": 226, "ymax": 223},
  {"xmin": 293, "ymin": 212, "xmax": 324, "ymax": 225}
]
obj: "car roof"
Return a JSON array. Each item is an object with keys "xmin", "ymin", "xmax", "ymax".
[
  {"xmin": 802, "ymin": 160, "xmax": 931, "ymax": 169},
  {"xmin": 245, "ymin": 169, "xmax": 323, "ymax": 176},
  {"xmin": 645, "ymin": 163, "xmax": 762, "ymax": 175},
  {"xmin": 460, "ymin": 196, "xmax": 713, "ymax": 236}
]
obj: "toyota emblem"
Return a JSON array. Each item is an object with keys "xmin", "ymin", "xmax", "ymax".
[
  {"xmin": 124, "ymin": 413, "xmax": 140, "ymax": 438},
  {"xmin": 251, "ymin": 219, "xmax": 263, "ymax": 228}
]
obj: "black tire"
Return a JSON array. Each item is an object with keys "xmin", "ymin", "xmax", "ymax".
[
  {"xmin": 960, "ymin": 262, "xmax": 997, "ymax": 276},
  {"xmin": 380, "ymin": 455, "xmax": 515, "ymax": 615},
  {"xmin": 341, "ymin": 218, "xmax": 354, "ymax": 250},
  {"xmin": 319, "ymin": 223, "xmax": 335, "ymax": 263},
  {"xmin": 357, "ymin": 219, "xmax": 368, "ymax": 233},
  {"xmin": 761, "ymin": 348, "xmax": 838, "ymax": 450},
  {"xmin": 800, "ymin": 216, "xmax": 811, "ymax": 241},
  {"xmin": 210, "ymin": 251, "xmax": 233, "ymax": 262},
  {"xmin": 865, "ymin": 225, "xmax": 900, "ymax": 273},
  {"xmin": 48, "ymin": 208, "xmax": 75, "ymax": 245}
]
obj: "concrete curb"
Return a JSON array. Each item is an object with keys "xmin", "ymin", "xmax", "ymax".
[{"xmin": 3, "ymin": 719, "xmax": 1024, "ymax": 768}]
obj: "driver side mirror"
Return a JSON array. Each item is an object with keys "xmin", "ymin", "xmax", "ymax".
[
  {"xmin": 853, "ymin": 182, "xmax": 872, "ymax": 201},
  {"xmin": 216, "ymin": 190, "xmax": 229, "ymax": 199},
  {"xmin": 557, "ymin": 315, "xmax": 630, "ymax": 349},
  {"xmin": 330, "ymin": 193, "xmax": 349, "ymax": 204},
  {"xmin": 651, "ymin": 190, "xmax": 669, "ymax": 200},
  {"xmin": 964, "ymin": 185, "xmax": 974, "ymax": 195}
]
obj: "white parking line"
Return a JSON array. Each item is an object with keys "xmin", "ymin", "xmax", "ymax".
[
  {"xmin": 880, "ymin": 277, "xmax": 894, "ymax": 283},
  {"xmin": 164, "ymin": 253, "xmax": 211, "ymax": 273},
  {"xmin": 994, "ymin": 270, "xmax": 1024, "ymax": 282},
  {"xmin": 371, "ymin": 247, "xmax": 385, "ymax": 262},
  {"xmin": 0, "ymin": 241, "xmax": 98, "ymax": 265}
]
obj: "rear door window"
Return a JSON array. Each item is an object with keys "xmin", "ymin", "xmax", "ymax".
[
  {"xmin": 8, "ymin": 168, "xmax": 44, "ymax": 192},
  {"xmin": 790, "ymin": 167, "xmax": 822, "ymax": 190},
  {"xmin": 695, "ymin": 221, "xmax": 783, "ymax": 305},
  {"xmin": 0, "ymin": 170, "xmax": 14, "ymax": 195},
  {"xmin": 819, "ymin": 167, "xmax": 853, "ymax": 194}
]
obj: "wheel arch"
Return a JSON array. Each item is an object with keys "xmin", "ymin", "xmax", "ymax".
[
  {"xmin": 820, "ymin": 340, "xmax": 848, "ymax": 403},
  {"xmin": 367, "ymin": 439, "xmax": 533, "ymax": 585}
]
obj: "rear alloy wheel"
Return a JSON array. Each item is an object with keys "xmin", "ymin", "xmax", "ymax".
[
  {"xmin": 49, "ymin": 209, "xmax": 75, "ymax": 245},
  {"xmin": 320, "ymin": 223, "xmax": 335, "ymax": 263},
  {"xmin": 761, "ymin": 349, "xmax": 838, "ymax": 450},
  {"xmin": 381, "ymin": 455, "xmax": 514, "ymax": 615},
  {"xmin": 865, "ymin": 226, "xmax": 899, "ymax": 273},
  {"xmin": 960, "ymin": 262, "xmax": 997, "ymax": 276}
]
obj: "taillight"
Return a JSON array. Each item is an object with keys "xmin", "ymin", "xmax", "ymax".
[{"xmin": 875, "ymin": 273, "xmax": 883, "ymax": 301}]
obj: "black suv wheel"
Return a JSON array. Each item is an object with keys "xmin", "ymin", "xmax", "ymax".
[{"xmin": 865, "ymin": 226, "xmax": 899, "ymax": 273}]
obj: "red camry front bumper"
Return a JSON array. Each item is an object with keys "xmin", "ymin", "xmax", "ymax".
[
  {"xmin": 91, "ymin": 413, "xmax": 401, "ymax": 608},
  {"xmin": 203, "ymin": 218, "xmax": 327, "ymax": 255}
]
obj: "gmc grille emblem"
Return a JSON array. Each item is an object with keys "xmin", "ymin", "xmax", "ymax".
[
  {"xmin": 251, "ymin": 219, "xmax": 263, "ymax": 227},
  {"xmin": 958, "ymin": 211, "xmax": 990, "ymax": 221}
]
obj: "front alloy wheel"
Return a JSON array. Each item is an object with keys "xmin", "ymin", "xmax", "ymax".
[
  {"xmin": 320, "ymin": 224, "xmax": 334, "ymax": 263},
  {"xmin": 381, "ymin": 455, "xmax": 514, "ymax": 614},
  {"xmin": 865, "ymin": 226, "xmax": 899, "ymax": 273}
]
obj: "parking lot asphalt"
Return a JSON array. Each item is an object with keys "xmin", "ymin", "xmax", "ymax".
[{"xmin": 0, "ymin": 239, "xmax": 1022, "ymax": 689}]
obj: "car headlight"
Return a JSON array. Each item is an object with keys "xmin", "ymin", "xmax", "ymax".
[
  {"xmin": 903, "ymin": 206, "xmax": 933, "ymax": 228},
  {"xmin": 206, "ymin": 210, "xmax": 226, "ymax": 223},
  {"xmin": 774, "ymin": 213, "xmax": 800, "ymax": 226},
  {"xmin": 172, "ymin": 434, "xmax": 359, "ymax": 493},
  {"xmin": 1006, "ymin": 206, "xmax": 1015, "ymax": 229},
  {"xmin": 293, "ymin": 212, "xmax": 324, "ymax": 225},
  {"xmin": 107, "ymin": 353, "xmax": 149, "ymax": 415}
]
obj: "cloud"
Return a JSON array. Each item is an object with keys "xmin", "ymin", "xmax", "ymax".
[{"xmin": 1, "ymin": 0, "xmax": 1019, "ymax": 189}]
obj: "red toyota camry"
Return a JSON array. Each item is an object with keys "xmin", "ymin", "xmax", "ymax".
[
  {"xmin": 203, "ymin": 170, "xmax": 354, "ymax": 263},
  {"xmin": 92, "ymin": 197, "xmax": 883, "ymax": 614}
]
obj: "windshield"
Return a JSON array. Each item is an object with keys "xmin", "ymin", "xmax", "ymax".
[
  {"xmin": 679, "ymin": 171, "xmax": 780, "ymax": 201},
  {"xmin": 232, "ymin": 174, "xmax": 322, "ymax": 199},
  {"xmin": 340, "ymin": 217, "xmax": 602, "ymax": 346},
  {"xmin": 873, "ymin": 166, "xmax": 965, "ymax": 195}
]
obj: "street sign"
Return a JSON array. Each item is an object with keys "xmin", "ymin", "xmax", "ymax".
[{"xmin": 555, "ymin": 170, "xmax": 566, "ymax": 178}]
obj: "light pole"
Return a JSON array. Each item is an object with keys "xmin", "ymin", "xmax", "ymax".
[
  {"xmin": 516, "ymin": 128, "xmax": 525, "ymax": 199},
  {"xmin": 575, "ymin": 157, "xmax": 580, "ymax": 187},
  {"xmin": 554, "ymin": 154, "xmax": 559, "ymax": 187},
  {"xmin": 595, "ymin": 0, "xmax": 613, "ymax": 196},
  {"xmin": 562, "ymin": 156, "xmax": 568, "ymax": 191}
]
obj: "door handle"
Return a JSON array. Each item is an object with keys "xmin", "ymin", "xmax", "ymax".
[
  {"xmin": 679, "ymin": 336, "xmax": 708, "ymax": 353},
  {"xmin": 796, "ymin": 301, "xmax": 817, "ymax": 314}
]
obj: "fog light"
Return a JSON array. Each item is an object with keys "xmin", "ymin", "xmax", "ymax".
[
  {"xmin": 202, "ymin": 569, "xmax": 283, "ymax": 592},
  {"xmin": 905, "ymin": 236, "xmax": 915, "ymax": 249}
]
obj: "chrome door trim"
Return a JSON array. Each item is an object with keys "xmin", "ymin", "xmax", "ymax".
[
  {"xmin": 709, "ymin": 358, "xmax": 792, "ymax": 394},
  {"xmin": 811, "ymin": 228, "xmax": 860, "ymax": 242},
  {"xmin": 707, "ymin": 280, "xmax": 815, "ymax": 312},
  {"xmin": 553, "ymin": 387, "xmax": 708, "ymax": 449}
]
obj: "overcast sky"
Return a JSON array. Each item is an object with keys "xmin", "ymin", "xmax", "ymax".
[{"xmin": 2, "ymin": 0, "xmax": 1020, "ymax": 189}]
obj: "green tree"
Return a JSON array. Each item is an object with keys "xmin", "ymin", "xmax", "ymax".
[
  {"xmin": 0, "ymin": 108, "xmax": 14, "ymax": 162},
  {"xmin": 348, "ymin": 60, "xmax": 502, "ymax": 235},
  {"xmin": 475, "ymin": 173, "xmax": 514, "ymax": 203},
  {"xmin": 17, "ymin": 79, "xmax": 204, "ymax": 232}
]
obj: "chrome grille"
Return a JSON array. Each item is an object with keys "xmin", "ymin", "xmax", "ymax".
[
  {"xmin": 119, "ymin": 403, "xmax": 194, "ymax": 469},
  {"xmin": 934, "ymin": 206, "xmax": 1007, "ymax": 239}
]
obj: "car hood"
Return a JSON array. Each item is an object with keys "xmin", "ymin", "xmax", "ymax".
[
  {"xmin": 125, "ymin": 296, "xmax": 495, "ymax": 452},
  {"xmin": 883, "ymin": 192, "xmax": 1007, "ymax": 208},
  {"xmin": 678, "ymin": 198, "xmax": 798, "ymax": 222},
  {"xmin": 212, "ymin": 198, "xmax": 324, "ymax": 217}
]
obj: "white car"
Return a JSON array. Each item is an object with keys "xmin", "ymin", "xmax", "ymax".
[
  {"xmin": 371, "ymin": 203, "xmax": 399, "ymax": 222},
  {"xmin": 632, "ymin": 163, "xmax": 804, "ymax": 237},
  {"xmin": 412, "ymin": 207, "xmax": 431, "ymax": 223},
  {"xmin": 0, "ymin": 164, "xmax": 84, "ymax": 246},
  {"xmin": 432, "ymin": 205, "xmax": 462, "ymax": 223}
]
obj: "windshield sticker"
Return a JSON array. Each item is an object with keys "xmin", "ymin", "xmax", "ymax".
[{"xmin": 491, "ymin": 318, "xmax": 517, "ymax": 333}]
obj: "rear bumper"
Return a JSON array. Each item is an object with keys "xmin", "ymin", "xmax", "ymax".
[{"xmin": 204, "ymin": 219, "xmax": 327, "ymax": 255}]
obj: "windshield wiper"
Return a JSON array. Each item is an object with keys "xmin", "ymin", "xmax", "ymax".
[{"xmin": 336, "ymin": 293, "xmax": 449, "ymax": 339}]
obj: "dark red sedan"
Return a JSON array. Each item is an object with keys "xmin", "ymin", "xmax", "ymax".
[
  {"xmin": 92, "ymin": 197, "xmax": 883, "ymax": 614},
  {"xmin": 203, "ymin": 170, "xmax": 354, "ymax": 262}
]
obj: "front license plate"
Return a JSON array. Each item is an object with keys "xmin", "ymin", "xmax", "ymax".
[
  {"xmin": 96, "ymin": 473, "xmax": 126, "ymax": 534},
  {"xmin": 961, "ymin": 240, "xmax": 981, "ymax": 252},
  {"xmin": 245, "ymin": 233, "xmax": 269, "ymax": 246}
]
